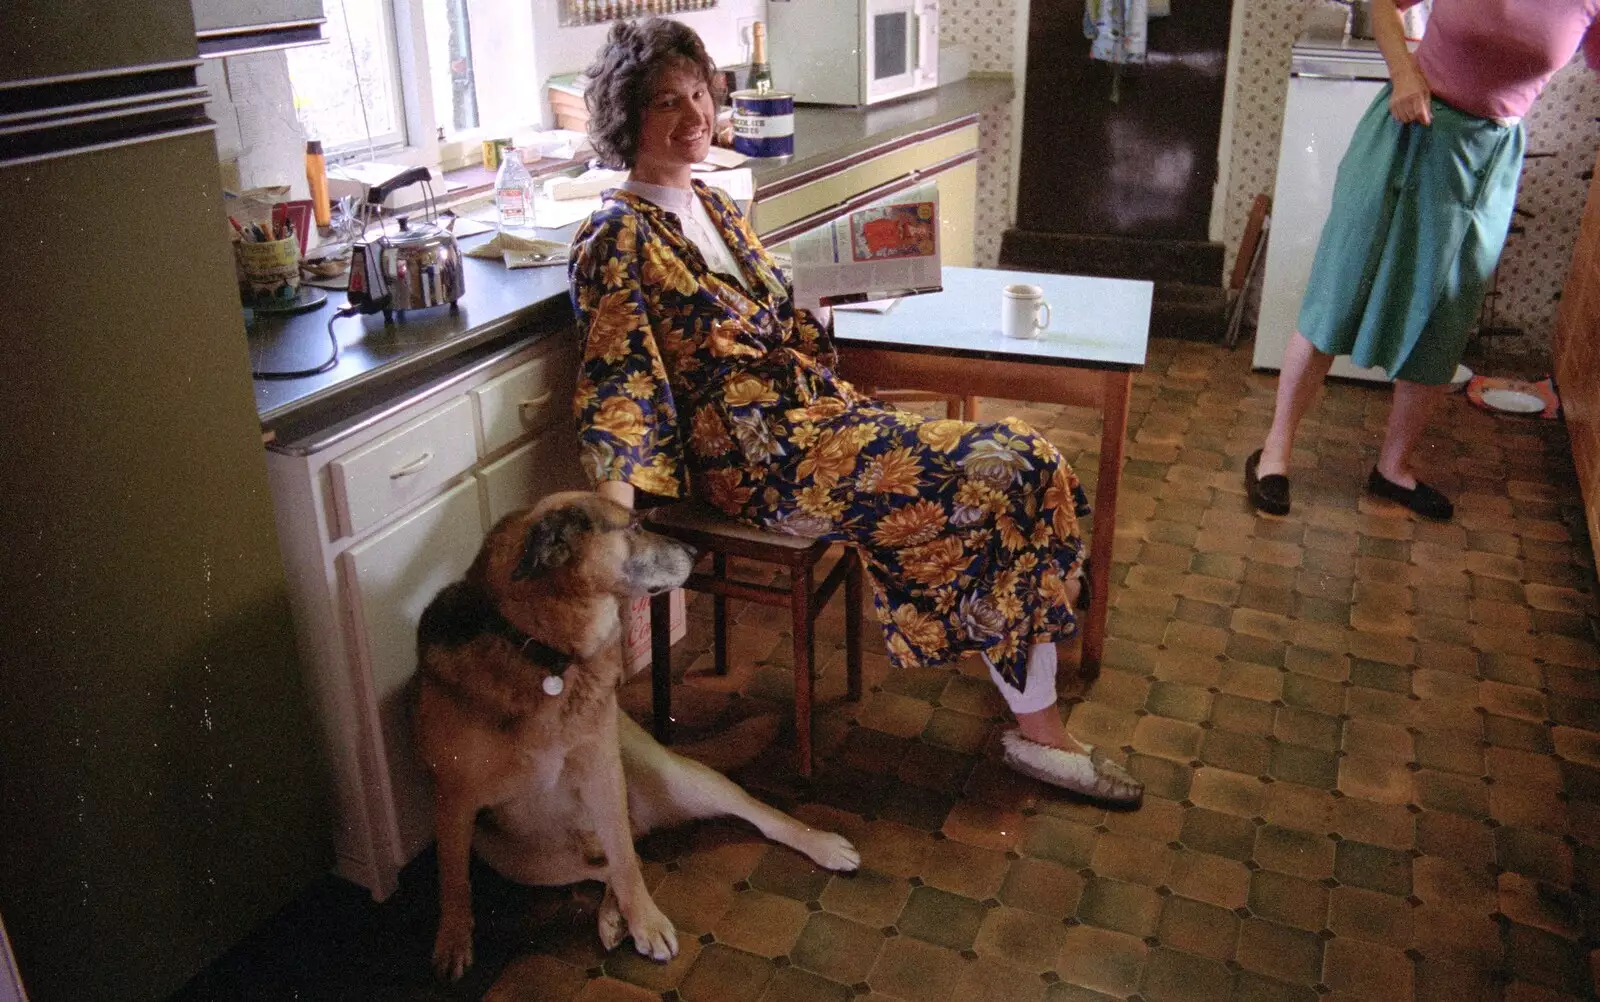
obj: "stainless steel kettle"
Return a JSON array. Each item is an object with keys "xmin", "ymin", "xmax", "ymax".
[{"xmin": 345, "ymin": 167, "xmax": 465, "ymax": 322}]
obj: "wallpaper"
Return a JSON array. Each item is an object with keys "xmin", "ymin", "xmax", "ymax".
[{"xmin": 941, "ymin": 0, "xmax": 1020, "ymax": 266}]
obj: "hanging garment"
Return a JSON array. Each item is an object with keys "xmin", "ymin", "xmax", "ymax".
[{"xmin": 1083, "ymin": 0, "xmax": 1149, "ymax": 65}]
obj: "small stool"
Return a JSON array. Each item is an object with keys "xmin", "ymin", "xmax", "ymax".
[
  {"xmin": 646, "ymin": 502, "xmax": 864, "ymax": 776},
  {"xmin": 874, "ymin": 390, "xmax": 980, "ymax": 421}
]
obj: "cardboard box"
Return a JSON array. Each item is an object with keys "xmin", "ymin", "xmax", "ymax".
[
  {"xmin": 622, "ymin": 589, "xmax": 686, "ymax": 675},
  {"xmin": 548, "ymin": 86, "xmax": 590, "ymax": 133}
]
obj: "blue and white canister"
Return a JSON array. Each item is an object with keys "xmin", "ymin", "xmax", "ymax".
[{"xmin": 731, "ymin": 90, "xmax": 795, "ymax": 158}]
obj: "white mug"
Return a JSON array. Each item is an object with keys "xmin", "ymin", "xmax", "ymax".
[{"xmin": 1001, "ymin": 283, "xmax": 1051, "ymax": 339}]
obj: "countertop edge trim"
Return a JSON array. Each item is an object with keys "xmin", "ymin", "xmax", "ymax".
[
  {"xmin": 760, "ymin": 147, "xmax": 979, "ymax": 246},
  {"xmin": 268, "ymin": 329, "xmax": 562, "ymax": 457},
  {"xmin": 755, "ymin": 113, "xmax": 980, "ymax": 202}
]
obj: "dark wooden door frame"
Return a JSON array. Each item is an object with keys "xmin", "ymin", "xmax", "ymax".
[{"xmin": 1013, "ymin": 0, "xmax": 1234, "ymax": 243}]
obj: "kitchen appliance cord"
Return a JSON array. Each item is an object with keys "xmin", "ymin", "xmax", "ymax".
[{"xmin": 251, "ymin": 312, "xmax": 343, "ymax": 380}]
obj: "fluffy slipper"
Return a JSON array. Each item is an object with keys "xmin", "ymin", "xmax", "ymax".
[
  {"xmin": 1245, "ymin": 449, "xmax": 1290, "ymax": 516},
  {"xmin": 1000, "ymin": 730, "xmax": 1143, "ymax": 805},
  {"xmin": 1367, "ymin": 469, "xmax": 1454, "ymax": 521}
]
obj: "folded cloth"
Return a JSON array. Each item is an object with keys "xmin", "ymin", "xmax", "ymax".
[{"xmin": 463, "ymin": 232, "xmax": 570, "ymax": 268}]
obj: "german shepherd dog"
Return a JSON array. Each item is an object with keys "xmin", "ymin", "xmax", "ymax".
[{"xmin": 413, "ymin": 492, "xmax": 859, "ymax": 979}]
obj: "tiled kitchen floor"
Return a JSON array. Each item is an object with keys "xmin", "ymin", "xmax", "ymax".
[{"xmin": 180, "ymin": 337, "xmax": 1600, "ymax": 1001}]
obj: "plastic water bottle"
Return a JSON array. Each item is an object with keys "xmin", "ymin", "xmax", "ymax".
[{"xmin": 494, "ymin": 148, "xmax": 535, "ymax": 232}]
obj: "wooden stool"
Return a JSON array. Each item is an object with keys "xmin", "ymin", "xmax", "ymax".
[
  {"xmin": 874, "ymin": 390, "xmax": 980, "ymax": 421},
  {"xmin": 646, "ymin": 502, "xmax": 864, "ymax": 777}
]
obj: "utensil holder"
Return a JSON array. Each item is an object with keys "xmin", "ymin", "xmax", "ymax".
[{"xmin": 237, "ymin": 235, "xmax": 301, "ymax": 302}]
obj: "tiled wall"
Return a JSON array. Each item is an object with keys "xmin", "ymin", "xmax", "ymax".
[
  {"xmin": 1219, "ymin": 0, "xmax": 1600, "ymax": 359},
  {"xmin": 941, "ymin": 0, "xmax": 1021, "ymax": 267}
]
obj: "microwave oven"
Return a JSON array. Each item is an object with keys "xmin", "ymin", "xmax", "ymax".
[{"xmin": 767, "ymin": 0, "xmax": 939, "ymax": 107}]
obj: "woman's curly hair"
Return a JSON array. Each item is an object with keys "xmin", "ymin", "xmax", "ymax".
[{"xmin": 584, "ymin": 18, "xmax": 720, "ymax": 169}]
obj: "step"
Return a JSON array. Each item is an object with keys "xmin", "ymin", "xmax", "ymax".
[{"xmin": 999, "ymin": 229, "xmax": 1225, "ymax": 287}]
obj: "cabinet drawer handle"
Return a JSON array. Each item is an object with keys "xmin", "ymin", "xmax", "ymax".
[
  {"xmin": 389, "ymin": 451, "xmax": 434, "ymax": 479},
  {"xmin": 518, "ymin": 392, "xmax": 554, "ymax": 424}
]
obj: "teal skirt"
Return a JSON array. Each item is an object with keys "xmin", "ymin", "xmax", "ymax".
[{"xmin": 1298, "ymin": 85, "xmax": 1526, "ymax": 385}]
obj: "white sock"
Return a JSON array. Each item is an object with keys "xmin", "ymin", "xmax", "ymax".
[{"xmin": 986, "ymin": 643, "xmax": 1060, "ymax": 716}]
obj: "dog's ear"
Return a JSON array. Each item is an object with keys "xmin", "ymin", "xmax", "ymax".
[{"xmin": 512, "ymin": 505, "xmax": 595, "ymax": 580}]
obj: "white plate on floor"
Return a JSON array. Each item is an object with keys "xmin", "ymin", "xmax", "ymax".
[{"xmin": 1479, "ymin": 388, "xmax": 1545, "ymax": 414}]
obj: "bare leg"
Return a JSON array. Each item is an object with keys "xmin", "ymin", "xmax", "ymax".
[
  {"xmin": 1376, "ymin": 379, "xmax": 1447, "ymax": 488},
  {"xmin": 1259, "ymin": 331, "xmax": 1337, "ymax": 477}
]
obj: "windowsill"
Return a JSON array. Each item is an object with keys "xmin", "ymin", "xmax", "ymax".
[{"xmin": 385, "ymin": 156, "xmax": 590, "ymax": 216}]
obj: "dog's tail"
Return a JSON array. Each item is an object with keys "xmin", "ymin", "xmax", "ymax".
[{"xmin": 671, "ymin": 713, "xmax": 780, "ymax": 771}]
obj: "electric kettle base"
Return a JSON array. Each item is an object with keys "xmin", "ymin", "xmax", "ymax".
[{"xmin": 384, "ymin": 301, "xmax": 461, "ymax": 323}]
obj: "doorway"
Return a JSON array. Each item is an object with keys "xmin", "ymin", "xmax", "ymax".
[{"xmin": 1004, "ymin": 0, "xmax": 1235, "ymax": 306}]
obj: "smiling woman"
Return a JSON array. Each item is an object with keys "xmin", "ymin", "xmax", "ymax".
[{"xmin": 566, "ymin": 18, "xmax": 1145, "ymax": 806}]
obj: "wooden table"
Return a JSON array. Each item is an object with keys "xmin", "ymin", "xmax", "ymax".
[{"xmin": 832, "ymin": 265, "xmax": 1153, "ymax": 672}]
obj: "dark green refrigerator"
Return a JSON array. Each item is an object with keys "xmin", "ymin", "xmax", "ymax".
[{"xmin": 0, "ymin": 3, "xmax": 331, "ymax": 999}]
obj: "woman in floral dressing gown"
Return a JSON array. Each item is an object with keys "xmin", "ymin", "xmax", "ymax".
[{"xmin": 569, "ymin": 18, "xmax": 1140, "ymax": 804}]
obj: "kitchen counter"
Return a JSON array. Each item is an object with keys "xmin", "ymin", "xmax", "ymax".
[{"xmin": 252, "ymin": 76, "xmax": 1013, "ymax": 441}]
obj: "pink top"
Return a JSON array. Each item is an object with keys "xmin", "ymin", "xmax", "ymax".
[{"xmin": 1396, "ymin": 0, "xmax": 1600, "ymax": 120}]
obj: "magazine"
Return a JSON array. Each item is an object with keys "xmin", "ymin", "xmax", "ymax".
[{"xmin": 788, "ymin": 180, "xmax": 942, "ymax": 310}]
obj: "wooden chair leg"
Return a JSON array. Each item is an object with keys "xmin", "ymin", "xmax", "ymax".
[
  {"xmin": 962, "ymin": 395, "xmax": 980, "ymax": 421},
  {"xmin": 792, "ymin": 563, "xmax": 816, "ymax": 777},
  {"xmin": 650, "ymin": 589, "xmax": 673, "ymax": 745},
  {"xmin": 844, "ymin": 548, "xmax": 863, "ymax": 702},
  {"xmin": 712, "ymin": 552, "xmax": 729, "ymax": 676},
  {"xmin": 944, "ymin": 397, "xmax": 961, "ymax": 420}
]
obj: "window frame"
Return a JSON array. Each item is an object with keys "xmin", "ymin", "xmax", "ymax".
[{"xmin": 293, "ymin": 0, "xmax": 548, "ymax": 172}]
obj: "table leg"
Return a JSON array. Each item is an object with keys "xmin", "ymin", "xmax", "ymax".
[{"xmin": 1083, "ymin": 369, "xmax": 1132, "ymax": 673}]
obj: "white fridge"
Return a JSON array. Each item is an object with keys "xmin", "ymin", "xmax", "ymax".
[{"xmin": 1252, "ymin": 36, "xmax": 1392, "ymax": 382}]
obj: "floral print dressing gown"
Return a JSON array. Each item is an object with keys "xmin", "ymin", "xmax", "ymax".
[{"xmin": 568, "ymin": 181, "xmax": 1091, "ymax": 689}]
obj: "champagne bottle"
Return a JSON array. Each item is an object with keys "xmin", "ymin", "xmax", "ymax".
[{"xmin": 748, "ymin": 22, "xmax": 773, "ymax": 94}]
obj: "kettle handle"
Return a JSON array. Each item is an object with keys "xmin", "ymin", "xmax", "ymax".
[{"xmin": 367, "ymin": 166, "xmax": 434, "ymax": 205}]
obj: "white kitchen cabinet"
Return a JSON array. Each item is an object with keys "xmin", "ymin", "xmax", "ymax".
[
  {"xmin": 265, "ymin": 335, "xmax": 588, "ymax": 899},
  {"xmin": 479, "ymin": 423, "xmax": 585, "ymax": 526},
  {"xmin": 340, "ymin": 478, "xmax": 487, "ymax": 869}
]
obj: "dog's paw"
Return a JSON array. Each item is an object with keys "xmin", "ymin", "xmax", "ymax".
[
  {"xmin": 431, "ymin": 914, "xmax": 475, "ymax": 981},
  {"xmin": 597, "ymin": 888, "xmax": 627, "ymax": 952},
  {"xmin": 801, "ymin": 831, "xmax": 860, "ymax": 872},
  {"xmin": 626, "ymin": 900, "xmax": 679, "ymax": 962}
]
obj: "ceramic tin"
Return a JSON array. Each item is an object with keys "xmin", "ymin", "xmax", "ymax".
[{"xmin": 731, "ymin": 90, "xmax": 795, "ymax": 158}]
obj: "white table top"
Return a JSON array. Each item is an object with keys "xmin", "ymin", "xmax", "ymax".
[{"xmin": 832, "ymin": 266, "xmax": 1152, "ymax": 370}]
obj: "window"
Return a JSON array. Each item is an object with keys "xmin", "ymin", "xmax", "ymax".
[
  {"xmin": 286, "ymin": 0, "xmax": 540, "ymax": 163},
  {"xmin": 286, "ymin": 0, "xmax": 407, "ymax": 153}
]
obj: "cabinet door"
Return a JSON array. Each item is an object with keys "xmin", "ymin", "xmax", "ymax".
[
  {"xmin": 478, "ymin": 420, "xmax": 587, "ymax": 526},
  {"xmin": 339, "ymin": 478, "xmax": 486, "ymax": 869}
]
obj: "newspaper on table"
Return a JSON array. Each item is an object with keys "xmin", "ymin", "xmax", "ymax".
[{"xmin": 788, "ymin": 180, "xmax": 942, "ymax": 310}]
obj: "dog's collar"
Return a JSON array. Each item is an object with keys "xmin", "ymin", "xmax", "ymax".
[{"xmin": 488, "ymin": 609, "xmax": 573, "ymax": 697}]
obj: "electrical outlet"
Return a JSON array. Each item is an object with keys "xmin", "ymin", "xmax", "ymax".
[{"xmin": 737, "ymin": 16, "xmax": 757, "ymax": 57}]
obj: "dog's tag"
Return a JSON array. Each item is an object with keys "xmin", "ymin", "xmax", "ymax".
[{"xmin": 542, "ymin": 674, "xmax": 565, "ymax": 697}]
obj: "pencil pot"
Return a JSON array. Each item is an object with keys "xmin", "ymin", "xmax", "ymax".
[{"xmin": 236, "ymin": 235, "xmax": 301, "ymax": 302}]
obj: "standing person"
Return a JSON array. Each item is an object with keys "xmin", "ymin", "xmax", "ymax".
[
  {"xmin": 569, "ymin": 18, "xmax": 1142, "ymax": 805},
  {"xmin": 1247, "ymin": 0, "xmax": 1599, "ymax": 520}
]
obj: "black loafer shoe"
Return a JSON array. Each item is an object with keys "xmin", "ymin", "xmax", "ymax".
[
  {"xmin": 1245, "ymin": 449, "xmax": 1291, "ymax": 515},
  {"xmin": 1367, "ymin": 470, "xmax": 1454, "ymax": 520}
]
